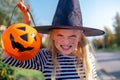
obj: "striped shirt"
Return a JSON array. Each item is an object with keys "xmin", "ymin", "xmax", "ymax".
[{"xmin": 2, "ymin": 49, "xmax": 97, "ymax": 80}]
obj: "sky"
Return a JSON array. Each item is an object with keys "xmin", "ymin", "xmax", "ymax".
[{"xmin": 29, "ymin": 0, "xmax": 120, "ymax": 38}]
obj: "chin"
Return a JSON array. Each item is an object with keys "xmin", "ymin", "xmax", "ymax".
[{"xmin": 61, "ymin": 51, "xmax": 72, "ymax": 55}]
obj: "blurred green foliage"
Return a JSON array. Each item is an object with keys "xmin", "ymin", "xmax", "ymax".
[
  {"xmin": 0, "ymin": 49, "xmax": 15, "ymax": 80},
  {"xmin": 14, "ymin": 68, "xmax": 45, "ymax": 80}
]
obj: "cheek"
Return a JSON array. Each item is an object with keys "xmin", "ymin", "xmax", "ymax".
[
  {"xmin": 70, "ymin": 38, "xmax": 79, "ymax": 44},
  {"xmin": 54, "ymin": 38, "xmax": 62, "ymax": 48},
  {"xmin": 55, "ymin": 38, "xmax": 62, "ymax": 44},
  {"xmin": 70, "ymin": 38, "xmax": 80, "ymax": 48}
]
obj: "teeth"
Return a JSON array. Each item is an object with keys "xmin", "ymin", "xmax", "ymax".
[
  {"xmin": 63, "ymin": 46, "xmax": 69, "ymax": 49},
  {"xmin": 60, "ymin": 45, "xmax": 72, "ymax": 49}
]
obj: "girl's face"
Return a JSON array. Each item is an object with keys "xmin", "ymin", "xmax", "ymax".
[{"xmin": 53, "ymin": 29, "xmax": 82, "ymax": 56}]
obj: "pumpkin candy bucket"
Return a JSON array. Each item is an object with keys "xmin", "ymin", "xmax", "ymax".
[{"xmin": 1, "ymin": 23, "xmax": 41, "ymax": 60}]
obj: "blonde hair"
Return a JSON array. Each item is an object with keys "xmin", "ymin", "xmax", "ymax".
[{"xmin": 47, "ymin": 29, "xmax": 94, "ymax": 80}]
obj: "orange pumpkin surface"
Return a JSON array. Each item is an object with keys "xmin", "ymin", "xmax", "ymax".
[{"xmin": 1, "ymin": 23, "xmax": 41, "ymax": 60}]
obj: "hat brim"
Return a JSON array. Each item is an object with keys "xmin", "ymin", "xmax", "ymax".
[{"xmin": 34, "ymin": 26, "xmax": 105, "ymax": 36}]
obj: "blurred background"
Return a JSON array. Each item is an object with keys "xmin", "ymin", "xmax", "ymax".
[{"xmin": 0, "ymin": 0, "xmax": 120, "ymax": 80}]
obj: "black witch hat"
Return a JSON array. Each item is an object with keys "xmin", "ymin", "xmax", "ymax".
[{"xmin": 35, "ymin": 0, "xmax": 105, "ymax": 36}]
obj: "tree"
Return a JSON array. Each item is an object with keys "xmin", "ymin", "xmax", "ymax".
[
  {"xmin": 0, "ymin": 0, "xmax": 30, "ymax": 26},
  {"xmin": 92, "ymin": 38, "xmax": 104, "ymax": 49},
  {"xmin": 113, "ymin": 13, "xmax": 120, "ymax": 47},
  {"xmin": 104, "ymin": 26, "xmax": 116, "ymax": 48}
]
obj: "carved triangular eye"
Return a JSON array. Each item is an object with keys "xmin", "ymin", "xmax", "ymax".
[
  {"xmin": 20, "ymin": 33, "xmax": 28, "ymax": 41},
  {"xmin": 17, "ymin": 26, "xmax": 26, "ymax": 31},
  {"xmin": 10, "ymin": 34, "xmax": 14, "ymax": 41}
]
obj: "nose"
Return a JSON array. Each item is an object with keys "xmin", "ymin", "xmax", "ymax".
[{"xmin": 62, "ymin": 38, "xmax": 70, "ymax": 45}]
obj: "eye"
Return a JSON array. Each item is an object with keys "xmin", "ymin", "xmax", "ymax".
[
  {"xmin": 69, "ymin": 35, "xmax": 77, "ymax": 39},
  {"xmin": 57, "ymin": 34, "xmax": 63, "ymax": 38},
  {"xmin": 17, "ymin": 26, "xmax": 26, "ymax": 31},
  {"xmin": 20, "ymin": 33, "xmax": 28, "ymax": 41}
]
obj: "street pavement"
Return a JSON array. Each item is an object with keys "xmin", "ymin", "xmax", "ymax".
[{"xmin": 94, "ymin": 51, "xmax": 120, "ymax": 80}]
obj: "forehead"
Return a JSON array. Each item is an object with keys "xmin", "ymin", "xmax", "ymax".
[{"xmin": 53, "ymin": 29, "xmax": 81, "ymax": 34}]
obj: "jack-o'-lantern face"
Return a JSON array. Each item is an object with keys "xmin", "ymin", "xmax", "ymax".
[{"xmin": 1, "ymin": 23, "xmax": 41, "ymax": 60}]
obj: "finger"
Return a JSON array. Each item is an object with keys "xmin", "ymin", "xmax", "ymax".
[
  {"xmin": 26, "ymin": 4, "xmax": 30, "ymax": 10},
  {"xmin": 20, "ymin": 0, "xmax": 24, "ymax": 3}
]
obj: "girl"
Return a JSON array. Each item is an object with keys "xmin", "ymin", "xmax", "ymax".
[{"xmin": 2, "ymin": 0, "xmax": 104, "ymax": 80}]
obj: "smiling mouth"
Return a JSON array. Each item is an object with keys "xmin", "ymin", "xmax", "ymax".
[{"xmin": 60, "ymin": 45, "xmax": 72, "ymax": 50}]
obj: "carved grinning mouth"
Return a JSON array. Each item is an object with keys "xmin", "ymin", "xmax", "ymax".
[{"xmin": 10, "ymin": 33, "xmax": 34, "ymax": 52}]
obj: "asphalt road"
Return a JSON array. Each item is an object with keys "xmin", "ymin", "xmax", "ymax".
[{"xmin": 95, "ymin": 51, "xmax": 120, "ymax": 80}]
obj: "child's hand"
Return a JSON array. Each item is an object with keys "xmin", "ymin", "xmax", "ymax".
[{"xmin": 17, "ymin": 0, "xmax": 31, "ymax": 25}]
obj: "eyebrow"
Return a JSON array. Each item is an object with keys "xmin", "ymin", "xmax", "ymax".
[
  {"xmin": 57, "ymin": 34, "xmax": 77, "ymax": 37},
  {"xmin": 69, "ymin": 35, "xmax": 77, "ymax": 37},
  {"xmin": 57, "ymin": 34, "xmax": 63, "ymax": 36}
]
